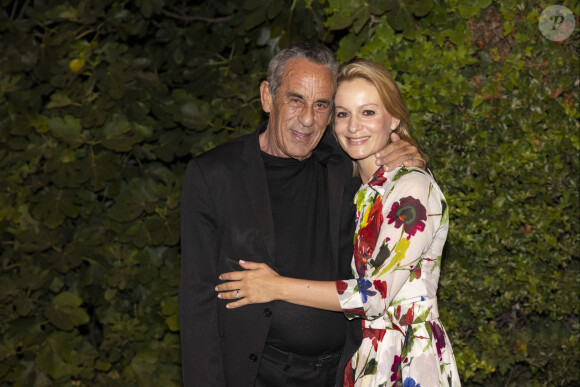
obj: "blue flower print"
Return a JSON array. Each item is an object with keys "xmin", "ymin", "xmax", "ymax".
[
  {"xmin": 403, "ymin": 377, "xmax": 421, "ymax": 387},
  {"xmin": 357, "ymin": 278, "xmax": 377, "ymax": 303}
]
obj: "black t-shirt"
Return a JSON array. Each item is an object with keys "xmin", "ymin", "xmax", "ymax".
[{"xmin": 261, "ymin": 151, "xmax": 347, "ymax": 356}]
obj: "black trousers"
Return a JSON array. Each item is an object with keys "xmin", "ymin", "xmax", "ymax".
[{"xmin": 255, "ymin": 345, "xmax": 340, "ymax": 387}]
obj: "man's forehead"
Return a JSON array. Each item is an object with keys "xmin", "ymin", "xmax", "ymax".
[{"xmin": 281, "ymin": 59, "xmax": 336, "ymax": 96}]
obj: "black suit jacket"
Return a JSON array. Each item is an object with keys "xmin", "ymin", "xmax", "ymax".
[{"xmin": 180, "ymin": 122, "xmax": 362, "ymax": 386}]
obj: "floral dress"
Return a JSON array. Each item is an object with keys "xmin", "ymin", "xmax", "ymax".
[{"xmin": 337, "ymin": 166, "xmax": 460, "ymax": 387}]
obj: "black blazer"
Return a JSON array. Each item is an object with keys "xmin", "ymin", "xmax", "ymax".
[{"xmin": 180, "ymin": 122, "xmax": 362, "ymax": 386}]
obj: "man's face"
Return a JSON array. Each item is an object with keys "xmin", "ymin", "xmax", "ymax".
[{"xmin": 260, "ymin": 58, "xmax": 335, "ymax": 160}]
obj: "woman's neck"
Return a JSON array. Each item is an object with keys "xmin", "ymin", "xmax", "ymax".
[{"xmin": 357, "ymin": 158, "xmax": 382, "ymax": 184}]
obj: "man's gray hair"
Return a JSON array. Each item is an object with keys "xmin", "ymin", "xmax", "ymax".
[{"xmin": 267, "ymin": 42, "xmax": 338, "ymax": 100}]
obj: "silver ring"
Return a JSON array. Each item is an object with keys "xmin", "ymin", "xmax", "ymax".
[
  {"xmin": 235, "ymin": 290, "xmax": 240, "ymax": 299},
  {"xmin": 406, "ymin": 153, "xmax": 413, "ymax": 160}
]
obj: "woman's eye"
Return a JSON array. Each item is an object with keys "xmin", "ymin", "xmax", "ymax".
[
  {"xmin": 336, "ymin": 112, "xmax": 347, "ymax": 118},
  {"xmin": 363, "ymin": 110, "xmax": 375, "ymax": 116}
]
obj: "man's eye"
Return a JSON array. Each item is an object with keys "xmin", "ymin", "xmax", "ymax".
[
  {"xmin": 314, "ymin": 102, "xmax": 329, "ymax": 112},
  {"xmin": 288, "ymin": 98, "xmax": 303, "ymax": 107}
]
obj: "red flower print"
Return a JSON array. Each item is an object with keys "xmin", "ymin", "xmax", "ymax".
[
  {"xmin": 336, "ymin": 280, "xmax": 348, "ymax": 295},
  {"xmin": 363, "ymin": 328, "xmax": 386, "ymax": 351},
  {"xmin": 343, "ymin": 359, "xmax": 354, "ymax": 387},
  {"xmin": 429, "ymin": 321, "xmax": 447, "ymax": 360},
  {"xmin": 373, "ymin": 279, "xmax": 387, "ymax": 298},
  {"xmin": 366, "ymin": 196, "xmax": 383, "ymax": 236},
  {"xmin": 368, "ymin": 169, "xmax": 387, "ymax": 187},
  {"xmin": 354, "ymin": 197, "xmax": 383, "ymax": 277},
  {"xmin": 410, "ymin": 263, "xmax": 422, "ymax": 281},
  {"xmin": 387, "ymin": 196, "xmax": 427, "ymax": 238},
  {"xmin": 390, "ymin": 355, "xmax": 402, "ymax": 383},
  {"xmin": 398, "ymin": 305, "xmax": 415, "ymax": 326}
]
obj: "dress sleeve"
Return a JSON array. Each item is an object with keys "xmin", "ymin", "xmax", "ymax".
[{"xmin": 336, "ymin": 170, "xmax": 446, "ymax": 320}]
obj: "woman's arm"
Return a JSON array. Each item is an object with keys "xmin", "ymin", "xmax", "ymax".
[
  {"xmin": 216, "ymin": 260, "xmax": 342, "ymax": 311},
  {"xmin": 216, "ymin": 169, "xmax": 446, "ymax": 320},
  {"xmin": 337, "ymin": 168, "xmax": 446, "ymax": 320}
]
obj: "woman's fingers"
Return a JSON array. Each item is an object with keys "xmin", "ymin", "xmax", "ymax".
[
  {"xmin": 215, "ymin": 279, "xmax": 241, "ymax": 292},
  {"xmin": 219, "ymin": 270, "xmax": 246, "ymax": 281},
  {"xmin": 225, "ymin": 299, "xmax": 248, "ymax": 309},
  {"xmin": 238, "ymin": 260, "xmax": 268, "ymax": 270},
  {"xmin": 217, "ymin": 289, "xmax": 240, "ymax": 299}
]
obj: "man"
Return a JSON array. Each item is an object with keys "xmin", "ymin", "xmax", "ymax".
[{"xmin": 180, "ymin": 42, "xmax": 424, "ymax": 386}]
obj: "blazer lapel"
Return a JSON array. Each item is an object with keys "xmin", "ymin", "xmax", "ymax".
[{"xmin": 240, "ymin": 128, "xmax": 277, "ymax": 265}]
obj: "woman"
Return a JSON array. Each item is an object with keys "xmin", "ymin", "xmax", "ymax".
[{"xmin": 216, "ymin": 59, "xmax": 460, "ymax": 386}]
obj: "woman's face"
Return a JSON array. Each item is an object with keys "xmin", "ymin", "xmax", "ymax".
[{"xmin": 334, "ymin": 78, "xmax": 399, "ymax": 169}]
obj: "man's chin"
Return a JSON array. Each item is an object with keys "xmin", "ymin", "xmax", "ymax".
[{"xmin": 288, "ymin": 148, "xmax": 314, "ymax": 161}]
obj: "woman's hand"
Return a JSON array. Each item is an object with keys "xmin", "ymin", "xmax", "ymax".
[{"xmin": 216, "ymin": 260, "xmax": 281, "ymax": 309}]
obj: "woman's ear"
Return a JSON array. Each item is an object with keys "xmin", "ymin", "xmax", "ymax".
[{"xmin": 391, "ymin": 118, "xmax": 401, "ymax": 130}]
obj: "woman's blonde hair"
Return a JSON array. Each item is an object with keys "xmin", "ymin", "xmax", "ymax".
[{"xmin": 336, "ymin": 58, "xmax": 417, "ymax": 147}]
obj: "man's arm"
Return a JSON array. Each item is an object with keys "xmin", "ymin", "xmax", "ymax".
[
  {"xmin": 375, "ymin": 132, "xmax": 427, "ymax": 171},
  {"xmin": 180, "ymin": 159, "xmax": 226, "ymax": 387}
]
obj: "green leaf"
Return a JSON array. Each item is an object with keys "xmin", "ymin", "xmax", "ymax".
[
  {"xmin": 36, "ymin": 331, "xmax": 90, "ymax": 379},
  {"xmin": 267, "ymin": 0, "xmax": 283, "ymax": 19},
  {"xmin": 43, "ymin": 292, "xmax": 89, "ymax": 331},
  {"xmin": 48, "ymin": 115, "xmax": 83, "ymax": 146},
  {"xmin": 107, "ymin": 178, "xmax": 158, "ymax": 222},
  {"xmin": 243, "ymin": 7, "xmax": 265, "ymax": 30},
  {"xmin": 46, "ymin": 92, "xmax": 74, "ymax": 109},
  {"xmin": 353, "ymin": 7, "xmax": 371, "ymax": 34},
  {"xmin": 336, "ymin": 25, "xmax": 369, "ymax": 62},
  {"xmin": 409, "ymin": 0, "xmax": 434, "ymax": 17},
  {"xmin": 44, "ymin": 5, "xmax": 79, "ymax": 21},
  {"xmin": 103, "ymin": 113, "xmax": 132, "ymax": 138},
  {"xmin": 458, "ymin": 0, "xmax": 492, "ymax": 18},
  {"xmin": 162, "ymin": 296, "xmax": 180, "ymax": 331},
  {"xmin": 32, "ymin": 189, "xmax": 80, "ymax": 228},
  {"xmin": 53, "ymin": 292, "xmax": 83, "ymax": 309},
  {"xmin": 124, "ymin": 350, "xmax": 158, "ymax": 383},
  {"xmin": 89, "ymin": 150, "xmax": 120, "ymax": 191},
  {"xmin": 369, "ymin": 0, "xmax": 390, "ymax": 15},
  {"xmin": 387, "ymin": 5, "xmax": 411, "ymax": 31}
]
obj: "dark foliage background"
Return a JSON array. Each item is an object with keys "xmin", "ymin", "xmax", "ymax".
[{"xmin": 0, "ymin": 0, "xmax": 578, "ymax": 385}]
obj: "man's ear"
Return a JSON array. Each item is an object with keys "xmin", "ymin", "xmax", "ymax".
[{"xmin": 260, "ymin": 81, "xmax": 273, "ymax": 113}]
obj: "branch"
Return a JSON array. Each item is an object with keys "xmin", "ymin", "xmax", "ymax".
[
  {"xmin": 11, "ymin": 0, "xmax": 31, "ymax": 20},
  {"xmin": 161, "ymin": 10, "xmax": 233, "ymax": 24}
]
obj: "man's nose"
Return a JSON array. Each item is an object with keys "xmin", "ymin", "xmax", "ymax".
[{"xmin": 298, "ymin": 105, "xmax": 314, "ymax": 127}]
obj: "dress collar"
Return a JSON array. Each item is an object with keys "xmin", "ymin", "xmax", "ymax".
[{"xmin": 363, "ymin": 166, "xmax": 389, "ymax": 196}]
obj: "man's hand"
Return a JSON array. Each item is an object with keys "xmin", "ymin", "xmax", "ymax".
[{"xmin": 375, "ymin": 132, "xmax": 426, "ymax": 171}]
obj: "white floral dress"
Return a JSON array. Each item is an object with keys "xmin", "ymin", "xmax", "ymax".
[{"xmin": 336, "ymin": 166, "xmax": 460, "ymax": 387}]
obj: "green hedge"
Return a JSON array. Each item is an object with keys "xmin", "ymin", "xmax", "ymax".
[{"xmin": 0, "ymin": 0, "xmax": 578, "ymax": 385}]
